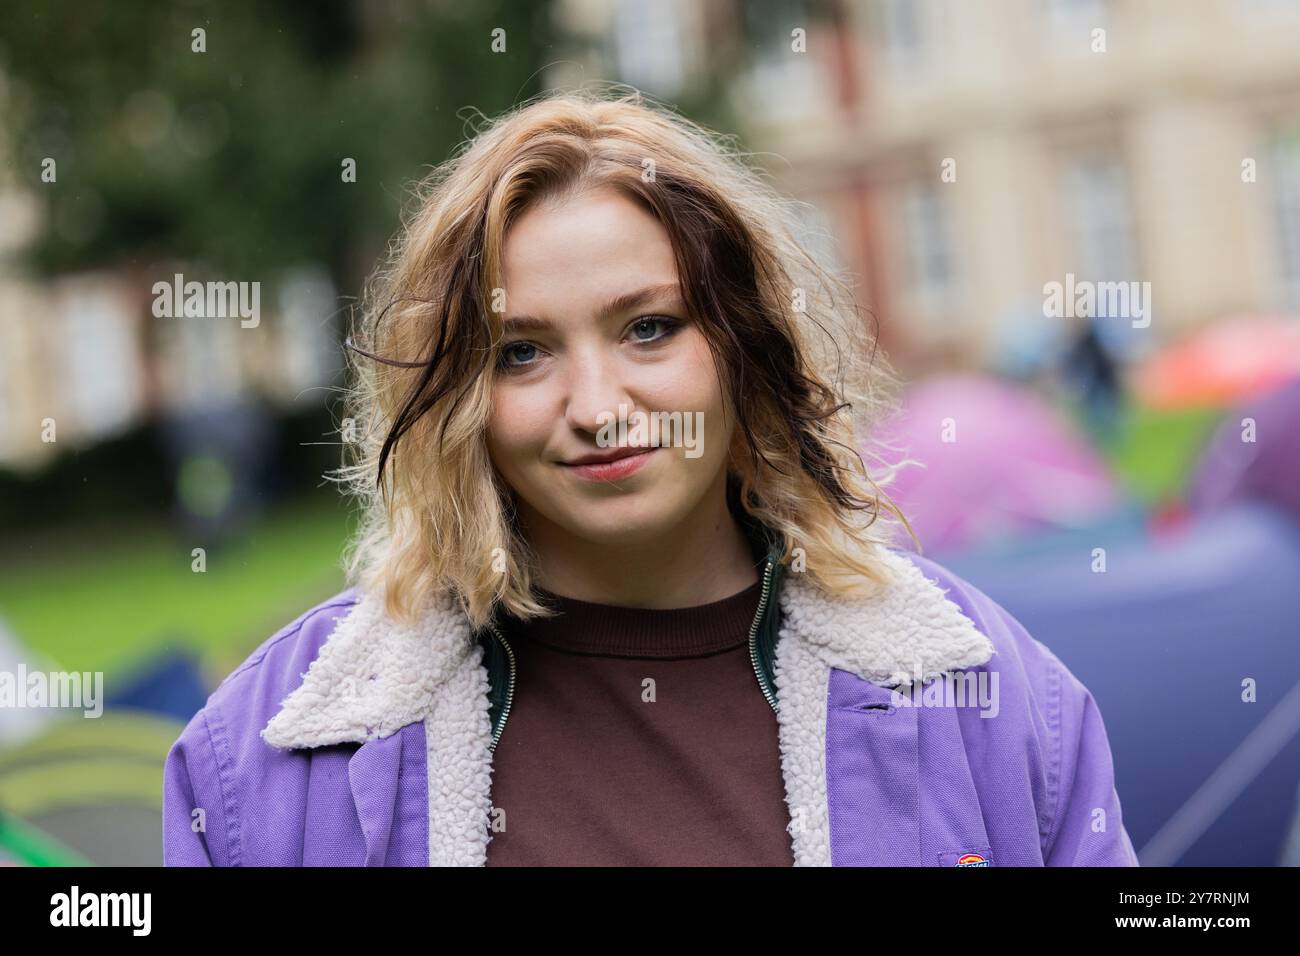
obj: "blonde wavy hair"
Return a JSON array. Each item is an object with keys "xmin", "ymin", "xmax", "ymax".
[{"xmin": 333, "ymin": 84, "xmax": 913, "ymax": 631}]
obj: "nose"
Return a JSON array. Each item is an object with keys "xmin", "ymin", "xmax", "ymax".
[{"xmin": 562, "ymin": 345, "xmax": 635, "ymax": 438}]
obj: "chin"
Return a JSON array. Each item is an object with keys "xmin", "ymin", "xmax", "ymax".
[{"xmin": 557, "ymin": 501, "xmax": 687, "ymax": 546}]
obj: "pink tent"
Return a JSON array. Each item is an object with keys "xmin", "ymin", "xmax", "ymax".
[{"xmin": 870, "ymin": 375, "xmax": 1120, "ymax": 554}]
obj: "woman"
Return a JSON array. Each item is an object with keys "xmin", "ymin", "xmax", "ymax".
[{"xmin": 163, "ymin": 87, "xmax": 1138, "ymax": 867}]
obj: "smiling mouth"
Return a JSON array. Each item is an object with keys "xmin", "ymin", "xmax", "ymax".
[
  {"xmin": 558, "ymin": 447, "xmax": 659, "ymax": 481},
  {"xmin": 560, "ymin": 446, "xmax": 652, "ymax": 467}
]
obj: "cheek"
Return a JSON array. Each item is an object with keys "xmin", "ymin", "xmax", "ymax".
[
  {"xmin": 648, "ymin": 334, "xmax": 732, "ymax": 465},
  {"xmin": 486, "ymin": 386, "xmax": 548, "ymax": 470},
  {"xmin": 651, "ymin": 330, "xmax": 724, "ymax": 409}
]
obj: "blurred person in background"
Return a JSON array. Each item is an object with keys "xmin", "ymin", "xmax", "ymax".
[{"xmin": 1060, "ymin": 317, "xmax": 1124, "ymax": 445}]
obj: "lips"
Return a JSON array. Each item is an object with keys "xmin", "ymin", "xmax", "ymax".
[
  {"xmin": 562, "ymin": 446, "xmax": 651, "ymax": 467},
  {"xmin": 559, "ymin": 447, "xmax": 658, "ymax": 482}
]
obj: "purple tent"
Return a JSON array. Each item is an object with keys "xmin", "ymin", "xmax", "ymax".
[{"xmin": 1189, "ymin": 377, "xmax": 1300, "ymax": 522}]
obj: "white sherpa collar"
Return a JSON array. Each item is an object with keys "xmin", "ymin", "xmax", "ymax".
[
  {"xmin": 777, "ymin": 548, "xmax": 998, "ymax": 688},
  {"xmin": 261, "ymin": 547, "xmax": 995, "ymax": 750},
  {"xmin": 261, "ymin": 586, "xmax": 478, "ymax": 750}
]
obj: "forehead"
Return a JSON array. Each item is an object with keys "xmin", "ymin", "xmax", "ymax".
[{"xmin": 500, "ymin": 185, "xmax": 680, "ymax": 320}]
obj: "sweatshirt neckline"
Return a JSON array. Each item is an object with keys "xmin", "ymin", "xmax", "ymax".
[{"xmin": 502, "ymin": 579, "xmax": 765, "ymax": 659}]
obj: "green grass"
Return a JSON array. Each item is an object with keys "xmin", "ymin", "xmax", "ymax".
[
  {"xmin": 0, "ymin": 497, "xmax": 356, "ymax": 685},
  {"xmin": 1104, "ymin": 403, "xmax": 1225, "ymax": 505}
]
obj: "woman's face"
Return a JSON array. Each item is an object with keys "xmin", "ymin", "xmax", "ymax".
[{"xmin": 486, "ymin": 184, "xmax": 735, "ymax": 550}]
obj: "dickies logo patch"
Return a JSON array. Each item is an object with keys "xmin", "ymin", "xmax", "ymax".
[{"xmin": 938, "ymin": 847, "xmax": 994, "ymax": 866}]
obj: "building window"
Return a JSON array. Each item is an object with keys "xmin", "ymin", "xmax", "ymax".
[
  {"xmin": 1062, "ymin": 151, "xmax": 1137, "ymax": 283},
  {"xmin": 166, "ymin": 309, "xmax": 245, "ymax": 411},
  {"xmin": 60, "ymin": 280, "xmax": 142, "ymax": 440},
  {"xmin": 1042, "ymin": 0, "xmax": 1108, "ymax": 53},
  {"xmin": 1269, "ymin": 129, "xmax": 1300, "ymax": 308},
  {"xmin": 276, "ymin": 265, "xmax": 341, "ymax": 395},
  {"xmin": 1060, "ymin": 149, "xmax": 1143, "ymax": 354},
  {"xmin": 1044, "ymin": 0, "xmax": 1109, "ymax": 31},
  {"xmin": 901, "ymin": 180, "xmax": 956, "ymax": 312},
  {"xmin": 1238, "ymin": 0, "xmax": 1300, "ymax": 16},
  {"xmin": 738, "ymin": 0, "xmax": 821, "ymax": 119},
  {"xmin": 793, "ymin": 198, "xmax": 842, "ymax": 273},
  {"xmin": 612, "ymin": 0, "xmax": 685, "ymax": 99},
  {"xmin": 874, "ymin": 0, "xmax": 926, "ymax": 72}
]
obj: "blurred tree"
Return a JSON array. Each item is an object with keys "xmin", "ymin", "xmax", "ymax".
[{"xmin": 0, "ymin": 0, "xmax": 558, "ymax": 293}]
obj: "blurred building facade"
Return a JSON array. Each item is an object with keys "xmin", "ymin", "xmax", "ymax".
[
  {"xmin": 0, "ymin": 172, "xmax": 341, "ymax": 471},
  {"xmin": 553, "ymin": 0, "xmax": 1300, "ymax": 370}
]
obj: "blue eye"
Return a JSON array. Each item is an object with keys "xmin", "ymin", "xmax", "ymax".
[
  {"xmin": 628, "ymin": 316, "xmax": 679, "ymax": 342},
  {"xmin": 499, "ymin": 342, "xmax": 538, "ymax": 370}
]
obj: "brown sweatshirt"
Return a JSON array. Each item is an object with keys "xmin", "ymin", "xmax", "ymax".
[{"xmin": 483, "ymin": 575, "xmax": 795, "ymax": 866}]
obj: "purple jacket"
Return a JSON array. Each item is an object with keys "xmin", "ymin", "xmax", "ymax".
[{"xmin": 162, "ymin": 546, "xmax": 1139, "ymax": 866}]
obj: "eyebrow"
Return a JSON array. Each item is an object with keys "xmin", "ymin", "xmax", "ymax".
[{"xmin": 500, "ymin": 282, "xmax": 682, "ymax": 335}]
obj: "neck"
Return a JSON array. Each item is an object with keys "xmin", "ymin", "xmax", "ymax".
[{"xmin": 518, "ymin": 479, "xmax": 760, "ymax": 609}]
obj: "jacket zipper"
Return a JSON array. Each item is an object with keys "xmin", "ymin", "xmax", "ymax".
[
  {"xmin": 485, "ymin": 618, "xmax": 516, "ymax": 754},
  {"xmin": 485, "ymin": 557, "xmax": 778, "ymax": 752},
  {"xmin": 749, "ymin": 559, "xmax": 778, "ymax": 714}
]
